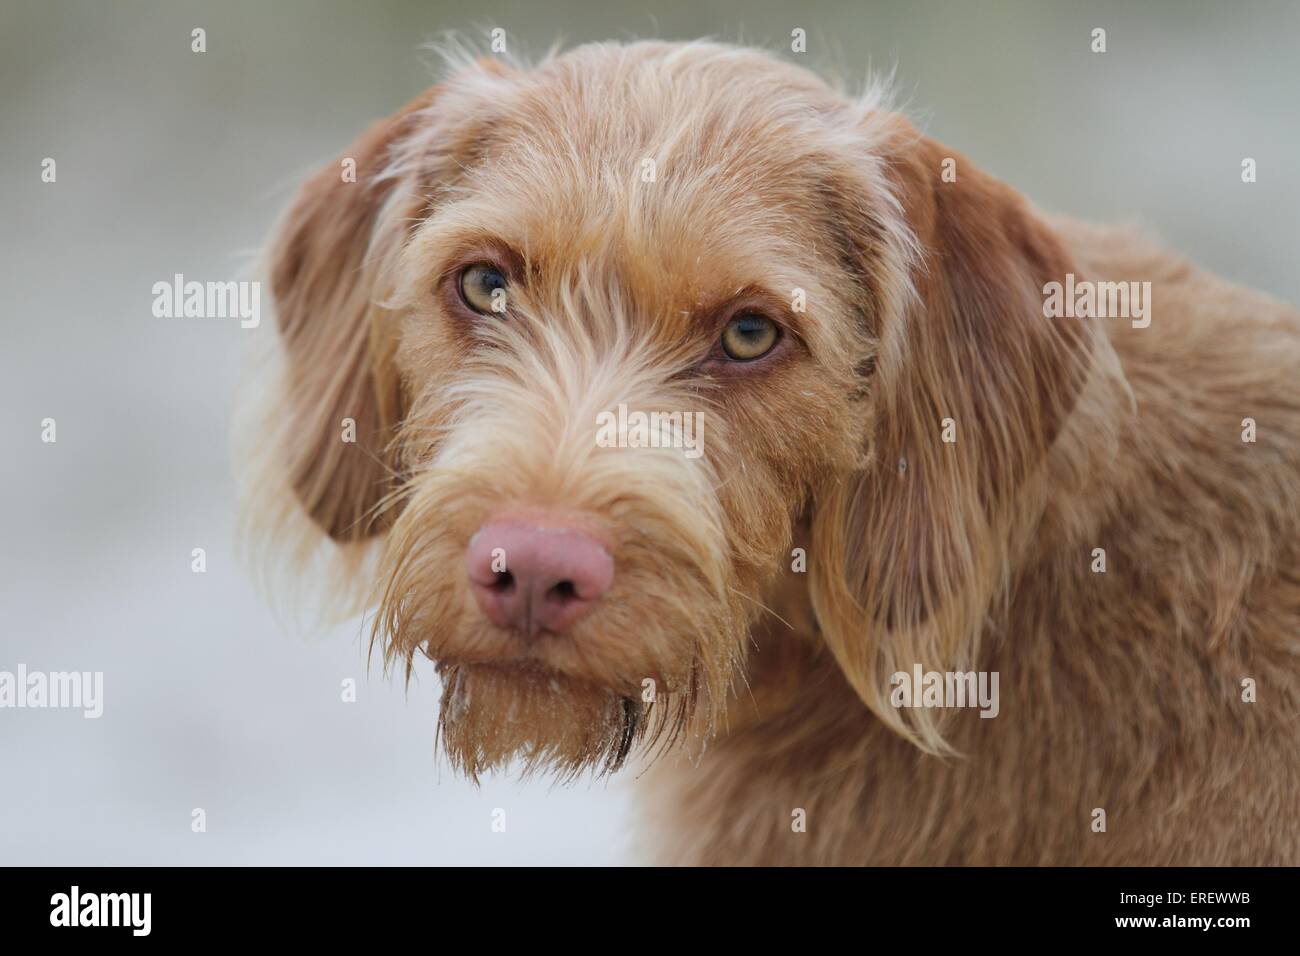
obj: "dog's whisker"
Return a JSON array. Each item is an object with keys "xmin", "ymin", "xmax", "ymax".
[{"xmin": 726, "ymin": 586, "xmax": 793, "ymax": 632}]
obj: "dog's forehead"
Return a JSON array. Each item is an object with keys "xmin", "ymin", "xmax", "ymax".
[{"xmin": 430, "ymin": 44, "xmax": 859, "ymax": 318}]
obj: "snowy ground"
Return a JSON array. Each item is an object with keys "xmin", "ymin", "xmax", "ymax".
[{"xmin": 0, "ymin": 493, "xmax": 636, "ymax": 865}]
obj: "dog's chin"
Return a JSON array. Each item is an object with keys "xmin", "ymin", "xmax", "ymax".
[{"xmin": 436, "ymin": 662, "xmax": 652, "ymax": 780}]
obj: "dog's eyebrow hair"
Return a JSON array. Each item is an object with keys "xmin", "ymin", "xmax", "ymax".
[{"xmin": 694, "ymin": 284, "xmax": 792, "ymax": 322}]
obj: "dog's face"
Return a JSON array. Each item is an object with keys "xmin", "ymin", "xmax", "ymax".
[{"xmin": 260, "ymin": 42, "xmax": 1092, "ymax": 776}]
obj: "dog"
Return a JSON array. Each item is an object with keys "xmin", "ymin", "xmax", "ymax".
[{"xmin": 242, "ymin": 40, "xmax": 1300, "ymax": 865}]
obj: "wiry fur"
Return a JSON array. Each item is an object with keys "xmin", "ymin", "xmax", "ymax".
[{"xmin": 243, "ymin": 40, "xmax": 1300, "ymax": 864}]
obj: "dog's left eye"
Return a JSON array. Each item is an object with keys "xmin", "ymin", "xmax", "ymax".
[
  {"xmin": 720, "ymin": 313, "xmax": 780, "ymax": 361},
  {"xmin": 458, "ymin": 263, "xmax": 509, "ymax": 315}
]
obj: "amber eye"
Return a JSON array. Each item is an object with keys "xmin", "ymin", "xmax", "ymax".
[
  {"xmin": 720, "ymin": 313, "xmax": 780, "ymax": 361},
  {"xmin": 458, "ymin": 263, "xmax": 509, "ymax": 315}
]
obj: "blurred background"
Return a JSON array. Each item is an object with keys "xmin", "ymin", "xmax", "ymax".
[{"xmin": 1, "ymin": 0, "xmax": 1297, "ymax": 865}]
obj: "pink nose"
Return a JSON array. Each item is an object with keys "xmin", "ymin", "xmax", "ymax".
[{"xmin": 466, "ymin": 518, "xmax": 614, "ymax": 636}]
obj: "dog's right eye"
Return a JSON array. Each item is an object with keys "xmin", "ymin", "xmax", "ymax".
[{"xmin": 458, "ymin": 263, "xmax": 509, "ymax": 315}]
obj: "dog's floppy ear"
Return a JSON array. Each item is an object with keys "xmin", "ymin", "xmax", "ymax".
[
  {"xmin": 810, "ymin": 116, "xmax": 1093, "ymax": 751},
  {"xmin": 264, "ymin": 88, "xmax": 446, "ymax": 541}
]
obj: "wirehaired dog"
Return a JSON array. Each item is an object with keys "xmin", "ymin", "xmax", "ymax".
[{"xmin": 242, "ymin": 41, "xmax": 1300, "ymax": 864}]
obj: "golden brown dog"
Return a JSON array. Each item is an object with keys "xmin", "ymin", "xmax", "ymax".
[{"xmin": 242, "ymin": 41, "xmax": 1300, "ymax": 865}]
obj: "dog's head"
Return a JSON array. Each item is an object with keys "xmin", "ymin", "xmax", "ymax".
[{"xmin": 256, "ymin": 41, "xmax": 1091, "ymax": 776}]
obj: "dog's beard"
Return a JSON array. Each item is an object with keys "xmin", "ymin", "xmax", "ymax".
[{"xmin": 436, "ymin": 662, "xmax": 697, "ymax": 780}]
